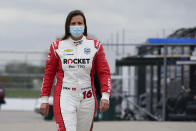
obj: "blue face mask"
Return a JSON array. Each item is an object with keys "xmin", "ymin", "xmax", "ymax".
[{"xmin": 70, "ymin": 26, "xmax": 84, "ymax": 38}]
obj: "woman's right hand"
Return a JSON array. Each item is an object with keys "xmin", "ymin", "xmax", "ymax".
[{"xmin": 40, "ymin": 103, "xmax": 49, "ymax": 116}]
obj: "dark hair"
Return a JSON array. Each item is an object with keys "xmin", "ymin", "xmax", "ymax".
[{"xmin": 60, "ymin": 10, "xmax": 87, "ymax": 40}]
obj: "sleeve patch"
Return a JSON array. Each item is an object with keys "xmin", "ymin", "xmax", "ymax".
[
  {"xmin": 52, "ymin": 40, "xmax": 60, "ymax": 50},
  {"xmin": 94, "ymin": 40, "xmax": 100, "ymax": 49}
]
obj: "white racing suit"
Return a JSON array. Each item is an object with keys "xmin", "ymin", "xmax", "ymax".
[{"xmin": 40, "ymin": 36, "xmax": 111, "ymax": 131}]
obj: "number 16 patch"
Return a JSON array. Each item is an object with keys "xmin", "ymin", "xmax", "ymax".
[{"xmin": 82, "ymin": 90, "xmax": 92, "ymax": 99}]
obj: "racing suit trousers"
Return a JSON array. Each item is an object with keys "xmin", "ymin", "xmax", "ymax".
[{"xmin": 56, "ymin": 87, "xmax": 96, "ymax": 131}]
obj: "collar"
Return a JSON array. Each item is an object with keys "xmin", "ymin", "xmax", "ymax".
[{"xmin": 69, "ymin": 36, "xmax": 86, "ymax": 46}]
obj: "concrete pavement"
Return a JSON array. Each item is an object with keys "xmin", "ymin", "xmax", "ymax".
[{"xmin": 0, "ymin": 111, "xmax": 195, "ymax": 131}]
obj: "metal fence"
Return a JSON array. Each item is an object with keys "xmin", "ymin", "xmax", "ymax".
[
  {"xmin": 0, "ymin": 42, "xmax": 195, "ymax": 121},
  {"xmin": 0, "ymin": 43, "xmax": 137, "ymax": 89},
  {"xmin": 0, "ymin": 50, "xmax": 47, "ymax": 89}
]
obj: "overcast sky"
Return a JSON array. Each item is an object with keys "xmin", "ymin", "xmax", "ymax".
[{"xmin": 0, "ymin": 0, "xmax": 196, "ymax": 50}]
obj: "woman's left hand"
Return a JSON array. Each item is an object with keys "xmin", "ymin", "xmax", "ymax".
[
  {"xmin": 194, "ymin": 95, "xmax": 196, "ymax": 100},
  {"xmin": 99, "ymin": 99, "xmax": 110, "ymax": 112}
]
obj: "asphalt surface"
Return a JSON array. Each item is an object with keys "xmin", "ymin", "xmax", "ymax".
[{"xmin": 0, "ymin": 111, "xmax": 196, "ymax": 131}]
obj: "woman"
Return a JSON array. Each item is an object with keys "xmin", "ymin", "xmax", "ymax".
[{"xmin": 40, "ymin": 10, "xmax": 111, "ymax": 131}]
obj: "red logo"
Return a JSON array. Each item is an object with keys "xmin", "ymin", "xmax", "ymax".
[
  {"xmin": 72, "ymin": 88, "xmax": 76, "ymax": 91},
  {"xmin": 94, "ymin": 40, "xmax": 100, "ymax": 49}
]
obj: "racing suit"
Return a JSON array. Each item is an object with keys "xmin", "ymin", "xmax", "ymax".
[{"xmin": 40, "ymin": 36, "xmax": 111, "ymax": 131}]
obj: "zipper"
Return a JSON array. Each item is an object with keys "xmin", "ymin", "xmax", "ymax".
[
  {"xmin": 76, "ymin": 44, "xmax": 80, "ymax": 93},
  {"xmin": 76, "ymin": 45, "xmax": 79, "ymax": 87}
]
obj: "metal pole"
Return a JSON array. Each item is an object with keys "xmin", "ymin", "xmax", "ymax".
[
  {"xmin": 163, "ymin": 44, "xmax": 167, "ymax": 121},
  {"xmin": 150, "ymin": 66, "xmax": 154, "ymax": 113},
  {"xmin": 128, "ymin": 67, "xmax": 131, "ymax": 96},
  {"xmin": 157, "ymin": 48, "xmax": 161, "ymax": 103},
  {"xmin": 106, "ymin": 39, "xmax": 109, "ymax": 50},
  {"xmin": 116, "ymin": 31, "xmax": 119, "ymax": 55},
  {"xmin": 122, "ymin": 28, "xmax": 125, "ymax": 56},
  {"xmin": 157, "ymin": 65, "xmax": 161, "ymax": 103},
  {"xmin": 111, "ymin": 33, "xmax": 113, "ymax": 50},
  {"xmin": 24, "ymin": 52, "xmax": 28, "ymax": 88}
]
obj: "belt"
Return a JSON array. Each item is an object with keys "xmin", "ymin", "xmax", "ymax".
[
  {"xmin": 63, "ymin": 87, "xmax": 76, "ymax": 91},
  {"xmin": 63, "ymin": 87, "xmax": 91, "ymax": 91}
]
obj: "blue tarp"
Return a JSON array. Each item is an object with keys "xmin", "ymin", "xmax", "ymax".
[{"xmin": 148, "ymin": 38, "xmax": 196, "ymax": 44}]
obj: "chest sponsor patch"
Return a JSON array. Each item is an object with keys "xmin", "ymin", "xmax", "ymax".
[
  {"xmin": 64, "ymin": 49, "xmax": 73, "ymax": 52},
  {"xmin": 63, "ymin": 49, "xmax": 74, "ymax": 56},
  {"xmin": 63, "ymin": 59, "xmax": 90, "ymax": 64},
  {"xmin": 84, "ymin": 48, "xmax": 91, "ymax": 55}
]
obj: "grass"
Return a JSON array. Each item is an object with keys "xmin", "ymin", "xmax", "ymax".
[{"xmin": 5, "ymin": 88, "xmax": 41, "ymax": 98}]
